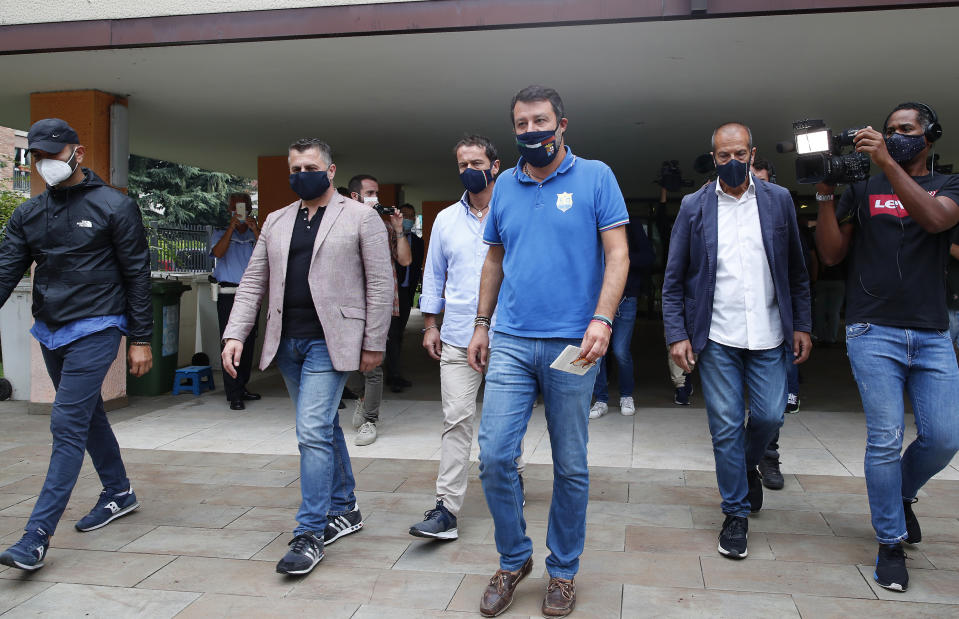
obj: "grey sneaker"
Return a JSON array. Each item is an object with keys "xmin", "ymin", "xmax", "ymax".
[
  {"xmin": 588, "ymin": 401, "xmax": 608, "ymax": 419},
  {"xmin": 619, "ymin": 396, "xmax": 635, "ymax": 416},
  {"xmin": 352, "ymin": 399, "xmax": 365, "ymax": 430},
  {"xmin": 355, "ymin": 421, "xmax": 377, "ymax": 446}
]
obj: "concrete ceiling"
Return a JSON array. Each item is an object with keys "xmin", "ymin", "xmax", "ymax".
[{"xmin": 2, "ymin": 6, "xmax": 958, "ymax": 204}]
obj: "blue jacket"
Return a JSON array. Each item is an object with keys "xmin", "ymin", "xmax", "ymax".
[{"xmin": 662, "ymin": 178, "xmax": 811, "ymax": 354}]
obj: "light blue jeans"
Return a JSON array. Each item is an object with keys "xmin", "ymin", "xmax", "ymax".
[
  {"xmin": 698, "ymin": 340, "xmax": 787, "ymax": 517},
  {"xmin": 478, "ymin": 332, "xmax": 597, "ymax": 580},
  {"xmin": 845, "ymin": 323, "xmax": 959, "ymax": 544},
  {"xmin": 592, "ymin": 296, "xmax": 637, "ymax": 402},
  {"xmin": 275, "ymin": 338, "xmax": 357, "ymax": 536}
]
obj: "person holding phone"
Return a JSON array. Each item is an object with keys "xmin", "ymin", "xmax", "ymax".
[{"xmin": 210, "ymin": 192, "xmax": 260, "ymax": 410}]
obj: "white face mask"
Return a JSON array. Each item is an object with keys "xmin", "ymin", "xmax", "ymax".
[
  {"xmin": 363, "ymin": 196, "xmax": 379, "ymax": 206},
  {"xmin": 36, "ymin": 148, "xmax": 78, "ymax": 186}
]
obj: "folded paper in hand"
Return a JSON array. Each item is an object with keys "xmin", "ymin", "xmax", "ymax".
[{"xmin": 550, "ymin": 345, "xmax": 596, "ymax": 376}]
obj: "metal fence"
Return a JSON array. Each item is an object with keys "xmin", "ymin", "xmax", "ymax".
[
  {"xmin": 12, "ymin": 170, "xmax": 30, "ymax": 194},
  {"xmin": 148, "ymin": 222, "xmax": 214, "ymax": 272}
]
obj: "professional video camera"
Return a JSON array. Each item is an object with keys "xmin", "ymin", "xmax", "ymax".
[
  {"xmin": 777, "ymin": 120, "xmax": 870, "ymax": 184},
  {"xmin": 655, "ymin": 160, "xmax": 693, "ymax": 192}
]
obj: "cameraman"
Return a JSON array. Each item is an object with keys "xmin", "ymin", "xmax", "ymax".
[
  {"xmin": 815, "ymin": 102, "xmax": 959, "ymax": 593},
  {"xmin": 347, "ymin": 174, "xmax": 410, "ymax": 446}
]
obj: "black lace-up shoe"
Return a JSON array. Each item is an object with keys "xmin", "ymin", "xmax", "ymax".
[
  {"xmin": 747, "ymin": 467, "xmax": 764, "ymax": 512},
  {"xmin": 875, "ymin": 543, "xmax": 908, "ymax": 591},
  {"xmin": 717, "ymin": 515, "xmax": 748, "ymax": 559},
  {"xmin": 276, "ymin": 531, "xmax": 323, "ymax": 575},
  {"xmin": 759, "ymin": 456, "xmax": 784, "ymax": 490}
]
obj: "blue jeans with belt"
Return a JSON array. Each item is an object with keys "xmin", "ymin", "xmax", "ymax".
[
  {"xmin": 275, "ymin": 338, "xmax": 357, "ymax": 536},
  {"xmin": 698, "ymin": 340, "xmax": 787, "ymax": 517},
  {"xmin": 592, "ymin": 296, "xmax": 638, "ymax": 403},
  {"xmin": 478, "ymin": 332, "xmax": 597, "ymax": 580},
  {"xmin": 28, "ymin": 327, "xmax": 130, "ymax": 535},
  {"xmin": 845, "ymin": 323, "xmax": 959, "ymax": 544}
]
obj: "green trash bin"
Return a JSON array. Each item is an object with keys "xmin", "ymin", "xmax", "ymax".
[{"xmin": 128, "ymin": 279, "xmax": 191, "ymax": 396}]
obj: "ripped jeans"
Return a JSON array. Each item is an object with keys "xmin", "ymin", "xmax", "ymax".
[{"xmin": 845, "ymin": 323, "xmax": 959, "ymax": 544}]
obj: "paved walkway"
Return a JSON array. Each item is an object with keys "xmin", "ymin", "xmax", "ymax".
[{"xmin": 1, "ymin": 377, "xmax": 958, "ymax": 617}]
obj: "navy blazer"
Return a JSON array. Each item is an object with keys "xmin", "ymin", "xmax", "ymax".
[{"xmin": 662, "ymin": 177, "xmax": 812, "ymax": 354}]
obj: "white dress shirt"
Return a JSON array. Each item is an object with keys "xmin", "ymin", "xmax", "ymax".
[
  {"xmin": 419, "ymin": 193, "xmax": 493, "ymax": 348},
  {"xmin": 708, "ymin": 175, "xmax": 784, "ymax": 350}
]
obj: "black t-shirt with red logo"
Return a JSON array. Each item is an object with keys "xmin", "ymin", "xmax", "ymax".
[{"xmin": 835, "ymin": 171, "xmax": 959, "ymax": 330}]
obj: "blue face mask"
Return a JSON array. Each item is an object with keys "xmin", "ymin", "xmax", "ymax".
[
  {"xmin": 516, "ymin": 129, "xmax": 560, "ymax": 168},
  {"xmin": 715, "ymin": 157, "xmax": 749, "ymax": 189},
  {"xmin": 402, "ymin": 219, "xmax": 414, "ymax": 233},
  {"xmin": 885, "ymin": 132, "xmax": 926, "ymax": 163},
  {"xmin": 460, "ymin": 167, "xmax": 495, "ymax": 194},
  {"xmin": 289, "ymin": 170, "xmax": 331, "ymax": 201}
]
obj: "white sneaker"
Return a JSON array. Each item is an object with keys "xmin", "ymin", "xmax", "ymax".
[
  {"xmin": 355, "ymin": 421, "xmax": 377, "ymax": 446},
  {"xmin": 619, "ymin": 396, "xmax": 635, "ymax": 416},
  {"xmin": 589, "ymin": 401, "xmax": 608, "ymax": 419},
  {"xmin": 352, "ymin": 399, "xmax": 365, "ymax": 429}
]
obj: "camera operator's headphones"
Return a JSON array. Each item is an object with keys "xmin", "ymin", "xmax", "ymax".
[{"xmin": 910, "ymin": 102, "xmax": 943, "ymax": 143}]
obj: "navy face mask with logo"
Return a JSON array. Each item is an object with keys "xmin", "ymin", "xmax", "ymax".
[
  {"xmin": 460, "ymin": 167, "xmax": 495, "ymax": 194},
  {"xmin": 885, "ymin": 132, "xmax": 926, "ymax": 164},
  {"xmin": 715, "ymin": 157, "xmax": 749, "ymax": 188},
  {"xmin": 289, "ymin": 170, "xmax": 331, "ymax": 201},
  {"xmin": 516, "ymin": 129, "xmax": 560, "ymax": 168}
]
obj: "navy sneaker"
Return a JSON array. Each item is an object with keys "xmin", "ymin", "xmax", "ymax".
[
  {"xmin": 0, "ymin": 529, "xmax": 50, "ymax": 571},
  {"xmin": 674, "ymin": 376, "xmax": 693, "ymax": 406},
  {"xmin": 717, "ymin": 515, "xmax": 748, "ymax": 559},
  {"xmin": 276, "ymin": 531, "xmax": 324, "ymax": 575},
  {"xmin": 324, "ymin": 505, "xmax": 363, "ymax": 545},
  {"xmin": 409, "ymin": 500, "xmax": 458, "ymax": 540},
  {"xmin": 875, "ymin": 543, "xmax": 908, "ymax": 591},
  {"xmin": 75, "ymin": 488, "xmax": 140, "ymax": 532},
  {"xmin": 904, "ymin": 499, "xmax": 922, "ymax": 544}
]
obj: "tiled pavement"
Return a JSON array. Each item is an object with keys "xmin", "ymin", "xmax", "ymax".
[{"xmin": 1, "ymin": 329, "xmax": 959, "ymax": 617}]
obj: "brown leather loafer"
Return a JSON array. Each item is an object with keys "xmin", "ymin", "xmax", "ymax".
[
  {"xmin": 479, "ymin": 556, "xmax": 533, "ymax": 617},
  {"xmin": 542, "ymin": 576, "xmax": 575, "ymax": 617}
]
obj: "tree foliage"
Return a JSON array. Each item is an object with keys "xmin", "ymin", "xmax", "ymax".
[
  {"xmin": 128, "ymin": 154, "xmax": 254, "ymax": 227},
  {"xmin": 0, "ymin": 188, "xmax": 26, "ymax": 242}
]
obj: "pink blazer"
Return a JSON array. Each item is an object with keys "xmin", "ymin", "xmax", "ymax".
[{"xmin": 223, "ymin": 193, "xmax": 394, "ymax": 372}]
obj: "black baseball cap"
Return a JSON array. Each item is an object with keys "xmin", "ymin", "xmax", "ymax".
[{"xmin": 27, "ymin": 118, "xmax": 80, "ymax": 154}]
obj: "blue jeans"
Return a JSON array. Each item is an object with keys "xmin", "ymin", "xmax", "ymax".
[
  {"xmin": 592, "ymin": 296, "xmax": 637, "ymax": 402},
  {"xmin": 28, "ymin": 328, "xmax": 129, "ymax": 535},
  {"xmin": 948, "ymin": 310, "xmax": 959, "ymax": 348},
  {"xmin": 275, "ymin": 338, "xmax": 357, "ymax": 536},
  {"xmin": 478, "ymin": 333, "xmax": 597, "ymax": 580},
  {"xmin": 698, "ymin": 340, "xmax": 787, "ymax": 517},
  {"xmin": 845, "ymin": 323, "xmax": 959, "ymax": 544}
]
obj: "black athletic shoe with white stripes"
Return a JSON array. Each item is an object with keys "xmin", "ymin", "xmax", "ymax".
[
  {"xmin": 324, "ymin": 505, "xmax": 363, "ymax": 545},
  {"xmin": 276, "ymin": 531, "xmax": 324, "ymax": 575}
]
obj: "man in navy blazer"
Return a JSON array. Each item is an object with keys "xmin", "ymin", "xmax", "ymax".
[{"xmin": 662, "ymin": 123, "xmax": 811, "ymax": 561}]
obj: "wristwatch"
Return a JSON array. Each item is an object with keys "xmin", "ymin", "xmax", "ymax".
[
  {"xmin": 815, "ymin": 192, "xmax": 835, "ymax": 202},
  {"xmin": 129, "ymin": 340, "xmax": 151, "ymax": 346}
]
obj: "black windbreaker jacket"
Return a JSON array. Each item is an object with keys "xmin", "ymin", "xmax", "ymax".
[{"xmin": 0, "ymin": 169, "xmax": 152, "ymax": 340}]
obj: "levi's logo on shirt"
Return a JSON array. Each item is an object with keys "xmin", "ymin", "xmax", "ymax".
[{"xmin": 869, "ymin": 190, "xmax": 938, "ymax": 218}]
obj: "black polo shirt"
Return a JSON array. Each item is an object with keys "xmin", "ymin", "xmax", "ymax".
[{"xmin": 282, "ymin": 205, "xmax": 326, "ymax": 339}]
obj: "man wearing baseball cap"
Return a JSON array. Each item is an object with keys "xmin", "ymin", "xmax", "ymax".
[{"xmin": 0, "ymin": 118, "xmax": 153, "ymax": 571}]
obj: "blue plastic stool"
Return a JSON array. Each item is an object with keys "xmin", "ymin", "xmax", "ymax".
[{"xmin": 172, "ymin": 365, "xmax": 215, "ymax": 396}]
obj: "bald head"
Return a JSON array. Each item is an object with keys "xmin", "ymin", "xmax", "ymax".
[{"xmin": 711, "ymin": 123, "xmax": 753, "ymax": 151}]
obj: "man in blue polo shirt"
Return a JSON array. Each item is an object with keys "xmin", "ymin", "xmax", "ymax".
[{"xmin": 467, "ymin": 85, "xmax": 629, "ymax": 618}]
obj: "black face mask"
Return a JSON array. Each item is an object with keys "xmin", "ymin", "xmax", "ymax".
[
  {"xmin": 516, "ymin": 128, "xmax": 561, "ymax": 168},
  {"xmin": 289, "ymin": 170, "xmax": 331, "ymax": 201},
  {"xmin": 714, "ymin": 157, "xmax": 750, "ymax": 189},
  {"xmin": 885, "ymin": 133, "xmax": 926, "ymax": 164}
]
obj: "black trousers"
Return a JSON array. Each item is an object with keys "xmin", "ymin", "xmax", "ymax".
[
  {"xmin": 385, "ymin": 286, "xmax": 415, "ymax": 381},
  {"xmin": 217, "ymin": 293, "xmax": 259, "ymax": 401}
]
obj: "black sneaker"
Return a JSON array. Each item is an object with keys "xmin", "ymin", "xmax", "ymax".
[
  {"xmin": 904, "ymin": 499, "xmax": 922, "ymax": 544},
  {"xmin": 785, "ymin": 393, "xmax": 800, "ymax": 414},
  {"xmin": 758, "ymin": 456, "xmax": 784, "ymax": 490},
  {"xmin": 874, "ymin": 543, "xmax": 908, "ymax": 591},
  {"xmin": 75, "ymin": 488, "xmax": 140, "ymax": 532},
  {"xmin": 674, "ymin": 378, "xmax": 693, "ymax": 406},
  {"xmin": 324, "ymin": 505, "xmax": 363, "ymax": 545},
  {"xmin": 717, "ymin": 515, "xmax": 748, "ymax": 559},
  {"xmin": 276, "ymin": 531, "xmax": 324, "ymax": 575},
  {"xmin": 409, "ymin": 500, "xmax": 458, "ymax": 540},
  {"xmin": 747, "ymin": 467, "xmax": 763, "ymax": 512},
  {"xmin": 0, "ymin": 529, "xmax": 49, "ymax": 571}
]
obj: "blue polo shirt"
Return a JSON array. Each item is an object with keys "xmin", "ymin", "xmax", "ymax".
[
  {"xmin": 209, "ymin": 227, "xmax": 257, "ymax": 285},
  {"xmin": 484, "ymin": 147, "xmax": 629, "ymax": 338}
]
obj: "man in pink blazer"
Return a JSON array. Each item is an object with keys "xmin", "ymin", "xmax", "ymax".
[{"xmin": 222, "ymin": 138, "xmax": 393, "ymax": 576}]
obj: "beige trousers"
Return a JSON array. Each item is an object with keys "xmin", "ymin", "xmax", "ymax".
[{"xmin": 437, "ymin": 344, "xmax": 524, "ymax": 515}]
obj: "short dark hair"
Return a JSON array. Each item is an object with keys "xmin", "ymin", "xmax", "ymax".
[
  {"xmin": 399, "ymin": 203, "xmax": 416, "ymax": 214},
  {"xmin": 336, "ymin": 186, "xmax": 351, "ymax": 197},
  {"xmin": 711, "ymin": 122, "xmax": 753, "ymax": 151},
  {"xmin": 348, "ymin": 174, "xmax": 378, "ymax": 196},
  {"xmin": 510, "ymin": 85, "xmax": 565, "ymax": 125},
  {"xmin": 885, "ymin": 102, "xmax": 934, "ymax": 132},
  {"xmin": 453, "ymin": 134, "xmax": 498, "ymax": 165},
  {"xmin": 751, "ymin": 155, "xmax": 771, "ymax": 172},
  {"xmin": 288, "ymin": 138, "xmax": 332, "ymax": 165}
]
